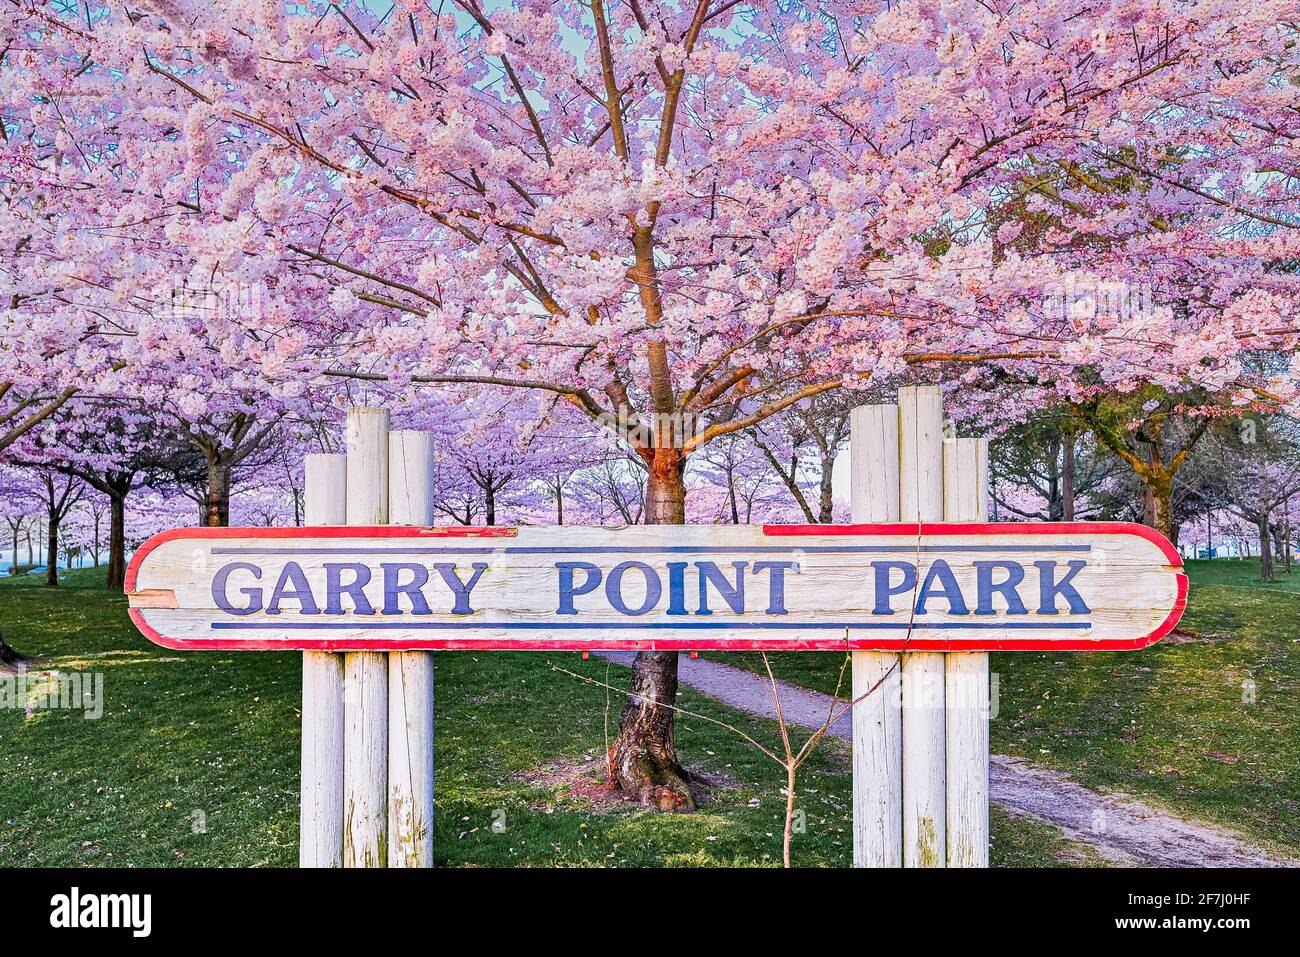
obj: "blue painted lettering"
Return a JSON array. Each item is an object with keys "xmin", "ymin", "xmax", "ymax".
[
  {"xmin": 267, "ymin": 562, "xmax": 321, "ymax": 616},
  {"xmin": 871, "ymin": 561, "xmax": 917, "ymax": 615},
  {"xmin": 1035, "ymin": 560, "xmax": 1090, "ymax": 614},
  {"xmin": 696, "ymin": 561, "xmax": 746, "ymax": 615},
  {"xmin": 605, "ymin": 561, "xmax": 661, "ymax": 616},
  {"xmin": 381, "ymin": 563, "xmax": 432, "ymax": 616},
  {"xmin": 212, "ymin": 562, "xmax": 264, "ymax": 615},
  {"xmin": 433, "ymin": 563, "xmax": 489, "ymax": 615},
  {"xmin": 974, "ymin": 561, "xmax": 1028, "ymax": 615},
  {"xmin": 556, "ymin": 562, "xmax": 601, "ymax": 615}
]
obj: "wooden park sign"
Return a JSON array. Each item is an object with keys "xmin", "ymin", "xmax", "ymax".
[
  {"xmin": 126, "ymin": 522, "xmax": 1185, "ymax": 653},
  {"xmin": 118, "ymin": 392, "xmax": 1187, "ymax": 871}
]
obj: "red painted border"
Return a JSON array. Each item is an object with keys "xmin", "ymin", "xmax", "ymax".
[{"xmin": 124, "ymin": 521, "xmax": 1186, "ymax": 653}]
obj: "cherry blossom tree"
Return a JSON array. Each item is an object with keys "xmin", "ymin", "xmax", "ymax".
[
  {"xmin": 0, "ymin": 466, "xmax": 41, "ymax": 574},
  {"xmin": 123, "ymin": 486, "xmax": 205, "ymax": 547},
  {"xmin": 32, "ymin": 469, "xmax": 84, "ymax": 586},
  {"xmin": 11, "ymin": 405, "xmax": 188, "ymax": 585},
  {"xmin": 566, "ymin": 451, "xmax": 648, "ymax": 525},
  {"xmin": 690, "ymin": 431, "xmax": 791, "ymax": 523},
  {"xmin": 1201, "ymin": 415, "xmax": 1300, "ymax": 580},
  {"xmin": 231, "ymin": 476, "xmax": 301, "ymax": 527},
  {"xmin": 753, "ymin": 393, "xmax": 854, "ymax": 523},
  {"xmin": 4, "ymin": 0, "xmax": 1300, "ymax": 807}
]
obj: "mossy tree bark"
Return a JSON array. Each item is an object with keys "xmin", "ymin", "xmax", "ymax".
[
  {"xmin": 1257, "ymin": 515, "xmax": 1275, "ymax": 582},
  {"xmin": 1071, "ymin": 397, "xmax": 1208, "ymax": 542}
]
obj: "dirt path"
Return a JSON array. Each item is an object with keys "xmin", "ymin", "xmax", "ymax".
[{"xmin": 595, "ymin": 651, "xmax": 1296, "ymax": 867}]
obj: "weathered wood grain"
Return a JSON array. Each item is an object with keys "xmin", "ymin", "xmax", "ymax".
[
  {"xmin": 850, "ymin": 403, "xmax": 903, "ymax": 868},
  {"xmin": 127, "ymin": 524, "xmax": 1183, "ymax": 649},
  {"xmin": 346, "ymin": 408, "xmax": 389, "ymax": 526},
  {"xmin": 899, "ymin": 386, "xmax": 946, "ymax": 868},
  {"xmin": 387, "ymin": 430, "xmax": 435, "ymax": 869},
  {"xmin": 300, "ymin": 453, "xmax": 346, "ymax": 868},
  {"xmin": 342, "ymin": 410, "xmax": 388, "ymax": 868},
  {"xmin": 343, "ymin": 651, "xmax": 387, "ymax": 867},
  {"xmin": 388, "ymin": 431, "xmax": 436, "ymax": 528},
  {"xmin": 387, "ymin": 651, "xmax": 433, "ymax": 867},
  {"xmin": 944, "ymin": 437, "xmax": 990, "ymax": 868},
  {"xmin": 125, "ymin": 588, "xmax": 176, "ymax": 608}
]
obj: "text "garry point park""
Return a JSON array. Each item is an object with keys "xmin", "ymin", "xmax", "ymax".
[{"xmin": 125, "ymin": 523, "xmax": 1186, "ymax": 653}]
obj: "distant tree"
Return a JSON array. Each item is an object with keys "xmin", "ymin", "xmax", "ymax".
[
  {"xmin": 78, "ymin": 497, "xmax": 108, "ymax": 568},
  {"xmin": 1069, "ymin": 388, "xmax": 1218, "ymax": 540},
  {"xmin": 1203, "ymin": 417, "xmax": 1300, "ymax": 581},
  {"xmin": 692, "ymin": 433, "xmax": 786, "ymax": 524},
  {"xmin": 0, "ymin": 468, "xmax": 39, "ymax": 574},
  {"xmin": 35, "ymin": 471, "xmax": 84, "ymax": 587},
  {"xmin": 754, "ymin": 394, "xmax": 853, "ymax": 524},
  {"xmin": 990, "ymin": 412, "xmax": 1121, "ymax": 522},
  {"xmin": 570, "ymin": 455, "xmax": 647, "ymax": 526},
  {"xmin": 178, "ymin": 412, "xmax": 286, "ymax": 528},
  {"xmin": 19, "ymin": 409, "xmax": 206, "ymax": 587}
]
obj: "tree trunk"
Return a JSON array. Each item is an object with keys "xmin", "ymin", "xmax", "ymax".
[
  {"xmin": 206, "ymin": 458, "xmax": 231, "ymax": 527},
  {"xmin": 1145, "ymin": 474, "xmax": 1174, "ymax": 540},
  {"xmin": 1258, "ymin": 515, "xmax": 1274, "ymax": 583},
  {"xmin": 45, "ymin": 515, "xmax": 59, "ymax": 587},
  {"xmin": 10, "ymin": 526, "xmax": 18, "ymax": 576},
  {"xmin": 1285, "ymin": 511, "xmax": 1293, "ymax": 574},
  {"xmin": 1061, "ymin": 435, "xmax": 1076, "ymax": 521},
  {"xmin": 555, "ymin": 479, "xmax": 564, "ymax": 525},
  {"xmin": 609, "ymin": 446, "xmax": 694, "ymax": 811},
  {"xmin": 818, "ymin": 454, "xmax": 835, "ymax": 523},
  {"xmin": 0, "ymin": 632, "xmax": 24, "ymax": 667},
  {"xmin": 1046, "ymin": 435, "xmax": 1063, "ymax": 521},
  {"xmin": 643, "ymin": 448, "xmax": 686, "ymax": 524},
  {"xmin": 485, "ymin": 484, "xmax": 496, "ymax": 526},
  {"xmin": 106, "ymin": 494, "xmax": 127, "ymax": 589}
]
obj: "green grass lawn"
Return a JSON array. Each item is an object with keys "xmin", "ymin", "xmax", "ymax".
[
  {"xmin": 0, "ymin": 566, "xmax": 1090, "ymax": 866},
  {"xmin": 1182, "ymin": 556, "xmax": 1300, "ymax": 593},
  {"xmin": 705, "ymin": 558, "xmax": 1300, "ymax": 857},
  {"xmin": 0, "ymin": 568, "xmax": 300, "ymax": 866}
]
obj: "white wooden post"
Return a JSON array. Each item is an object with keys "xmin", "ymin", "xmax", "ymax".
[
  {"xmin": 850, "ymin": 404, "xmax": 903, "ymax": 868},
  {"xmin": 944, "ymin": 437, "xmax": 990, "ymax": 867},
  {"xmin": 898, "ymin": 385, "xmax": 946, "ymax": 867},
  {"xmin": 343, "ymin": 408, "xmax": 389, "ymax": 867},
  {"xmin": 300, "ymin": 453, "xmax": 346, "ymax": 868},
  {"xmin": 387, "ymin": 431, "xmax": 436, "ymax": 868}
]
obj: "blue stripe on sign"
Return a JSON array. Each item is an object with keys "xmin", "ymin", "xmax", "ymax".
[
  {"xmin": 209, "ymin": 544, "xmax": 1092, "ymax": 555},
  {"xmin": 211, "ymin": 620, "xmax": 1093, "ymax": 631}
]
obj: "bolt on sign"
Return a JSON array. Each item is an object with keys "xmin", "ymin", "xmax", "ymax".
[{"xmin": 125, "ymin": 521, "xmax": 1185, "ymax": 652}]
